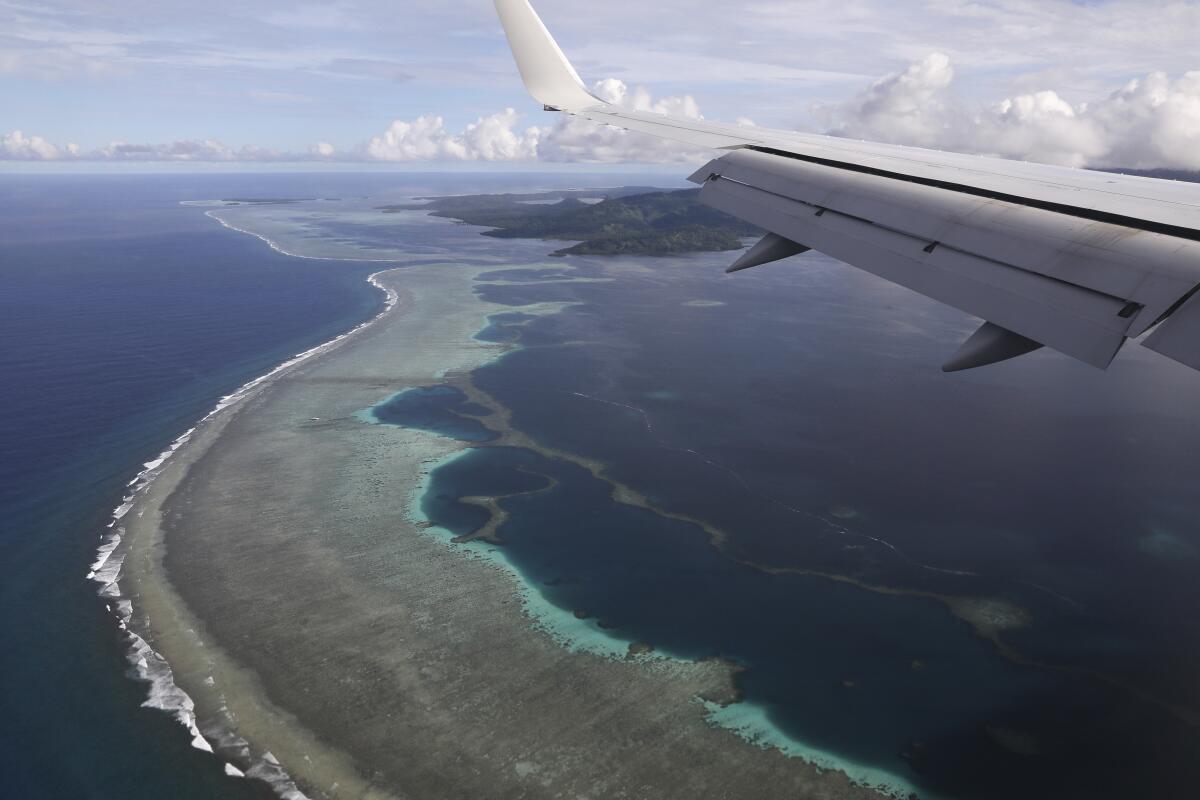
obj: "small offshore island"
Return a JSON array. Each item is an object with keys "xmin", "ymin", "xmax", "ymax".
[{"xmin": 380, "ymin": 188, "xmax": 761, "ymax": 256}]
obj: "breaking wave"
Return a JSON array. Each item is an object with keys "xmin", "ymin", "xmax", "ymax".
[{"xmin": 88, "ymin": 271, "xmax": 399, "ymax": 798}]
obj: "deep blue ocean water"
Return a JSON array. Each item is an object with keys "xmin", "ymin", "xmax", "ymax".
[
  {"xmin": 0, "ymin": 174, "xmax": 398, "ymax": 798},
  {"xmin": 7, "ymin": 171, "xmax": 1200, "ymax": 800},
  {"xmin": 0, "ymin": 171, "xmax": 674, "ymax": 798},
  {"xmin": 410, "ymin": 254, "xmax": 1200, "ymax": 799}
]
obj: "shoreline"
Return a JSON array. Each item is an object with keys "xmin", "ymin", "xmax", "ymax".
[
  {"xmin": 92, "ymin": 191, "xmax": 920, "ymax": 799},
  {"xmin": 90, "ymin": 270, "xmax": 400, "ymax": 798},
  {"xmin": 51, "ymin": 179, "xmax": 1200, "ymax": 800},
  {"xmin": 111, "ymin": 251, "xmax": 896, "ymax": 798},
  {"xmin": 406, "ymin": 445, "xmax": 928, "ymax": 798},
  {"xmin": 204, "ymin": 209, "xmax": 400, "ymax": 263}
]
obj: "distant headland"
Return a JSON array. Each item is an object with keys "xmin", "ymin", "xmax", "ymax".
[{"xmin": 379, "ymin": 188, "xmax": 762, "ymax": 257}]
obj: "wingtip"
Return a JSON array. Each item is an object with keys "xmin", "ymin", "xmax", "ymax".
[{"xmin": 494, "ymin": 0, "xmax": 606, "ymax": 112}]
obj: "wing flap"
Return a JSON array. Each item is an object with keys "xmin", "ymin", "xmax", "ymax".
[
  {"xmin": 582, "ymin": 105, "xmax": 1200, "ymax": 234},
  {"xmin": 1144, "ymin": 290, "xmax": 1200, "ymax": 371},
  {"xmin": 695, "ymin": 149, "xmax": 1200, "ymax": 337},
  {"xmin": 700, "ymin": 169, "xmax": 1132, "ymax": 368}
]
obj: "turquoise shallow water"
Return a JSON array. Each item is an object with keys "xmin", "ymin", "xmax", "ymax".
[
  {"xmin": 0, "ymin": 172, "xmax": 633, "ymax": 798},
  {"xmin": 362, "ymin": 385, "xmax": 498, "ymax": 442},
  {"xmin": 11, "ymin": 170, "xmax": 1200, "ymax": 800},
  {"xmin": 370, "ymin": 252, "xmax": 1200, "ymax": 799}
]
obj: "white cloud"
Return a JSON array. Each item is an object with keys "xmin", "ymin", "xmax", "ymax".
[
  {"xmin": 91, "ymin": 139, "xmax": 285, "ymax": 163},
  {"xmin": 1, "ymin": 130, "xmax": 64, "ymax": 160},
  {"xmin": 1083, "ymin": 72, "xmax": 1200, "ymax": 170},
  {"xmin": 458, "ymin": 108, "xmax": 540, "ymax": 161},
  {"xmin": 365, "ymin": 114, "xmax": 475, "ymax": 161},
  {"xmin": 4, "ymin": 0, "xmax": 1199, "ymax": 150},
  {"xmin": 976, "ymin": 90, "xmax": 1107, "ymax": 168},
  {"xmin": 364, "ymin": 108, "xmax": 543, "ymax": 162},
  {"xmin": 364, "ymin": 80, "xmax": 709, "ymax": 163},
  {"xmin": 823, "ymin": 56, "xmax": 1200, "ymax": 169},
  {"xmin": 537, "ymin": 79, "xmax": 709, "ymax": 164},
  {"xmin": 7, "ymin": 62, "xmax": 1200, "ymax": 170},
  {"xmin": 826, "ymin": 53, "xmax": 957, "ymax": 148},
  {"xmin": 0, "ymin": 130, "xmax": 328, "ymax": 163}
]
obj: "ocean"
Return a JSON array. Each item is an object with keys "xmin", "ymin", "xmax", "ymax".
[
  {"xmin": 412, "ymin": 249, "xmax": 1200, "ymax": 797},
  {"xmin": 4, "ymin": 171, "xmax": 1200, "ymax": 799},
  {"xmin": 0, "ymin": 171, "xmax": 674, "ymax": 798},
  {"xmin": 0, "ymin": 173, "xmax": 390, "ymax": 798}
]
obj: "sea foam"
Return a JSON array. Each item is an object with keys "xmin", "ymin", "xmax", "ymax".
[{"xmin": 90, "ymin": 268, "xmax": 399, "ymax": 798}]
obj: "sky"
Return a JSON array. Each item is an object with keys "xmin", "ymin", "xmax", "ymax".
[{"xmin": 2, "ymin": 0, "xmax": 1199, "ymax": 169}]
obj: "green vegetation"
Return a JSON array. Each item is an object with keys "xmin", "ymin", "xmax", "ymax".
[{"xmin": 381, "ymin": 188, "xmax": 761, "ymax": 256}]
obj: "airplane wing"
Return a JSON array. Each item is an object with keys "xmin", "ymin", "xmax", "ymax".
[{"xmin": 494, "ymin": 0, "xmax": 1200, "ymax": 373}]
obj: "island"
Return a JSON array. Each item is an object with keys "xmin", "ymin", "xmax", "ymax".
[{"xmin": 380, "ymin": 188, "xmax": 762, "ymax": 256}]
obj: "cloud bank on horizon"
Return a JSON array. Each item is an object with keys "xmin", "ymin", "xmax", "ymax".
[{"xmin": 2, "ymin": 0, "xmax": 1199, "ymax": 170}]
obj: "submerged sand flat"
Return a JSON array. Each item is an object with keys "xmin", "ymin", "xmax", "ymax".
[{"xmin": 119, "ymin": 264, "xmax": 889, "ymax": 800}]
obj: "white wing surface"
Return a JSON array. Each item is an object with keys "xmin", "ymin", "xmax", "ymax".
[{"xmin": 494, "ymin": 0, "xmax": 1200, "ymax": 373}]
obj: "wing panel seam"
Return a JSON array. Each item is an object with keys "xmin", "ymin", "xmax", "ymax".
[
  {"xmin": 745, "ymin": 146, "xmax": 1200, "ymax": 244},
  {"xmin": 711, "ymin": 174, "xmax": 1129, "ymax": 307}
]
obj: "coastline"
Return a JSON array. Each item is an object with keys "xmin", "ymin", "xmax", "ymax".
[
  {"xmin": 204, "ymin": 210, "xmax": 397, "ymax": 263},
  {"xmin": 44, "ymin": 173, "xmax": 1200, "ymax": 800},
  {"xmin": 90, "ymin": 271, "xmax": 400, "ymax": 798},
  {"xmin": 103, "ymin": 254, "xmax": 898, "ymax": 799}
]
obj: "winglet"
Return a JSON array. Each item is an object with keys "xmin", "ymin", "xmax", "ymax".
[{"xmin": 494, "ymin": 0, "xmax": 605, "ymax": 112}]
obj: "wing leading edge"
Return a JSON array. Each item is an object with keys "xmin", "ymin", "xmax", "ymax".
[{"xmin": 494, "ymin": 0, "xmax": 1200, "ymax": 373}]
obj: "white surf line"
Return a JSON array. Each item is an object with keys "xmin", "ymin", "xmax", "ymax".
[
  {"xmin": 89, "ymin": 269, "xmax": 400, "ymax": 798},
  {"xmin": 203, "ymin": 209, "xmax": 400, "ymax": 263}
]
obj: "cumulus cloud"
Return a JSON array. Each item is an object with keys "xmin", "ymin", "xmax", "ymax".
[
  {"xmin": 537, "ymin": 79, "xmax": 709, "ymax": 164},
  {"xmin": 827, "ymin": 53, "xmax": 957, "ymax": 148},
  {"xmin": 1083, "ymin": 72, "xmax": 1200, "ymax": 169},
  {"xmin": 364, "ymin": 80, "xmax": 708, "ymax": 164},
  {"xmin": 365, "ymin": 109, "xmax": 544, "ymax": 162},
  {"xmin": 93, "ymin": 140, "xmax": 287, "ymax": 162},
  {"xmin": 8, "ymin": 64, "xmax": 1200, "ymax": 169},
  {"xmin": 0, "ymin": 131, "xmax": 301, "ymax": 162},
  {"xmin": 359, "ymin": 67, "xmax": 1200, "ymax": 169},
  {"xmin": 823, "ymin": 56, "xmax": 1200, "ymax": 169},
  {"xmin": 1, "ymin": 130, "xmax": 69, "ymax": 160}
]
